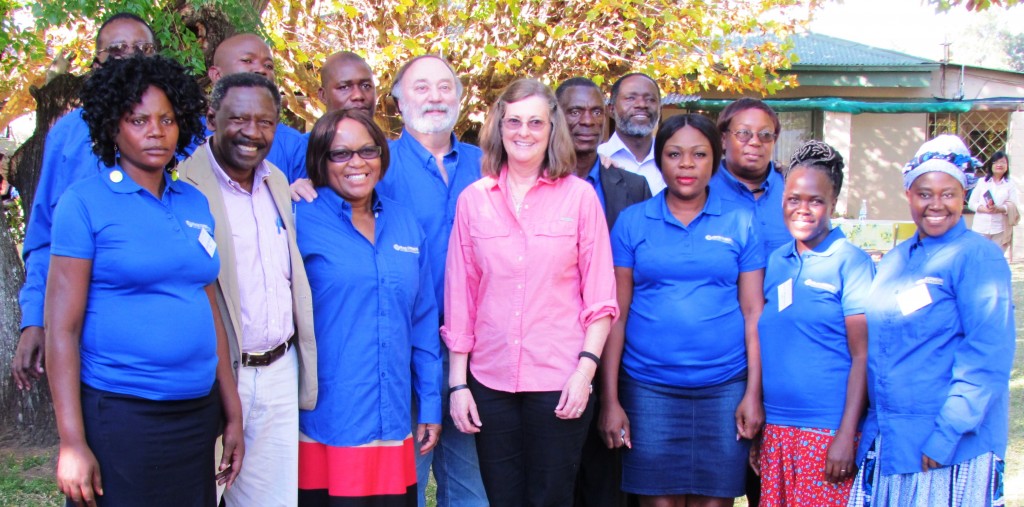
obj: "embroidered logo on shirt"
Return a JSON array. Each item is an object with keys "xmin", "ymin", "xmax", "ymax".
[
  {"xmin": 705, "ymin": 235, "xmax": 735, "ymax": 246},
  {"xmin": 393, "ymin": 244, "xmax": 420, "ymax": 254},
  {"xmin": 804, "ymin": 279, "xmax": 838, "ymax": 294},
  {"xmin": 185, "ymin": 221, "xmax": 212, "ymax": 234},
  {"xmin": 916, "ymin": 277, "xmax": 944, "ymax": 286}
]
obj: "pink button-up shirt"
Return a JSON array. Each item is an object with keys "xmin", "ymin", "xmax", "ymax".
[
  {"xmin": 208, "ymin": 144, "xmax": 294, "ymax": 354},
  {"xmin": 442, "ymin": 170, "xmax": 618, "ymax": 392}
]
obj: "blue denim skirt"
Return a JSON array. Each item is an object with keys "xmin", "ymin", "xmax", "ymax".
[{"xmin": 620, "ymin": 373, "xmax": 749, "ymax": 498}]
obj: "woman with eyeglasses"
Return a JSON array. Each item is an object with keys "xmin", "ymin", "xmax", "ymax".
[
  {"xmin": 294, "ymin": 108, "xmax": 442, "ymax": 506},
  {"xmin": 599, "ymin": 114, "xmax": 764, "ymax": 507},
  {"xmin": 709, "ymin": 98, "xmax": 791, "ymax": 258},
  {"xmin": 444, "ymin": 78, "xmax": 618, "ymax": 506}
]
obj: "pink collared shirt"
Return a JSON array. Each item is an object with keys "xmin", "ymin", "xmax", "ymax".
[
  {"xmin": 207, "ymin": 143, "xmax": 294, "ymax": 354},
  {"xmin": 443, "ymin": 169, "xmax": 619, "ymax": 392}
]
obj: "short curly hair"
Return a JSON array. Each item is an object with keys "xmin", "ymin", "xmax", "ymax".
[{"xmin": 80, "ymin": 54, "xmax": 207, "ymax": 168}]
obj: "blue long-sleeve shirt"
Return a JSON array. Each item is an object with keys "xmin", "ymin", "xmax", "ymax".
[
  {"xmin": 377, "ymin": 129, "xmax": 482, "ymax": 316},
  {"xmin": 295, "ymin": 190, "xmax": 441, "ymax": 446},
  {"xmin": 859, "ymin": 219, "xmax": 1015, "ymax": 475},
  {"xmin": 19, "ymin": 108, "xmax": 101, "ymax": 329}
]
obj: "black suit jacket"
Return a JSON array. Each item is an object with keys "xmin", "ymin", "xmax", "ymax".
[{"xmin": 598, "ymin": 165, "xmax": 652, "ymax": 230}]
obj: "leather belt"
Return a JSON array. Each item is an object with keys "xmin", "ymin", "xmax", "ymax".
[{"xmin": 241, "ymin": 337, "xmax": 295, "ymax": 367}]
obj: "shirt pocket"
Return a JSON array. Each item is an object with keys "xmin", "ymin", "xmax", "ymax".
[{"xmin": 534, "ymin": 219, "xmax": 579, "ymax": 268}]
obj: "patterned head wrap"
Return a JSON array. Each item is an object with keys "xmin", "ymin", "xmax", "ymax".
[{"xmin": 902, "ymin": 135, "xmax": 982, "ymax": 189}]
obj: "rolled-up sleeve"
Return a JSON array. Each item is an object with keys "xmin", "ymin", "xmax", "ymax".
[
  {"xmin": 575, "ymin": 187, "xmax": 618, "ymax": 328},
  {"xmin": 441, "ymin": 192, "xmax": 480, "ymax": 354}
]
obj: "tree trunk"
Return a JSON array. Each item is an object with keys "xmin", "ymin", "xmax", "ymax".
[{"xmin": 0, "ymin": 73, "xmax": 83, "ymax": 445}]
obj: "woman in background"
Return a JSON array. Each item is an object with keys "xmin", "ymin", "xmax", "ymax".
[
  {"xmin": 968, "ymin": 150, "xmax": 1018, "ymax": 255},
  {"xmin": 754, "ymin": 141, "xmax": 873, "ymax": 506}
]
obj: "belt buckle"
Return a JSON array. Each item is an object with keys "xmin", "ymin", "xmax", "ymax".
[{"xmin": 243, "ymin": 350, "xmax": 272, "ymax": 367}]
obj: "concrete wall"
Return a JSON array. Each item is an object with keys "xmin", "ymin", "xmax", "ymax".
[
  {"xmin": 1009, "ymin": 111, "xmax": 1024, "ymax": 261},
  {"xmin": 823, "ymin": 111, "xmax": 853, "ymax": 216},
  {"xmin": 847, "ymin": 113, "xmax": 926, "ymax": 221}
]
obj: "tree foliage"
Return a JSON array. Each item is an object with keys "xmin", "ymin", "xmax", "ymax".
[
  {"xmin": 2, "ymin": 0, "xmax": 821, "ymax": 137},
  {"xmin": 929, "ymin": 0, "xmax": 1020, "ymax": 10}
]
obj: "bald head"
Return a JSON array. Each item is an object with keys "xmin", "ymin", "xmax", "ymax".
[
  {"xmin": 318, "ymin": 51, "xmax": 376, "ymax": 114},
  {"xmin": 209, "ymin": 34, "xmax": 275, "ymax": 83}
]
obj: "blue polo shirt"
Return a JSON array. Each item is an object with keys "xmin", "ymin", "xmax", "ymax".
[
  {"xmin": 759, "ymin": 227, "xmax": 875, "ymax": 430},
  {"xmin": 378, "ymin": 129, "xmax": 482, "ymax": 315},
  {"xmin": 859, "ymin": 219, "xmax": 1014, "ymax": 476},
  {"xmin": 709, "ymin": 161, "xmax": 791, "ymax": 257},
  {"xmin": 50, "ymin": 165, "xmax": 220, "ymax": 400},
  {"xmin": 584, "ymin": 159, "xmax": 606, "ymax": 211},
  {"xmin": 296, "ymin": 190, "xmax": 441, "ymax": 447},
  {"xmin": 611, "ymin": 190, "xmax": 764, "ymax": 388},
  {"xmin": 19, "ymin": 109, "xmax": 205, "ymax": 330}
]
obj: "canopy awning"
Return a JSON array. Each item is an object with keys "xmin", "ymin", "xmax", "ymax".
[{"xmin": 674, "ymin": 98, "xmax": 974, "ymax": 114}]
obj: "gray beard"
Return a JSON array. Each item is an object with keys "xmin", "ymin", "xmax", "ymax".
[
  {"xmin": 406, "ymin": 108, "xmax": 458, "ymax": 135},
  {"xmin": 614, "ymin": 113, "xmax": 657, "ymax": 137}
]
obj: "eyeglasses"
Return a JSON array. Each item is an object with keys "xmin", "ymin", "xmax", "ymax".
[
  {"xmin": 327, "ymin": 146, "xmax": 382, "ymax": 163},
  {"xmin": 501, "ymin": 118, "xmax": 549, "ymax": 132},
  {"xmin": 97, "ymin": 42, "xmax": 157, "ymax": 59},
  {"xmin": 724, "ymin": 129, "xmax": 777, "ymax": 144}
]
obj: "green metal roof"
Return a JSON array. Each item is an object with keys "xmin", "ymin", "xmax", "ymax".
[{"xmin": 788, "ymin": 33, "xmax": 939, "ymax": 68}]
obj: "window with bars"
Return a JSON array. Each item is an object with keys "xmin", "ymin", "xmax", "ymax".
[{"xmin": 927, "ymin": 110, "xmax": 1009, "ymax": 163}]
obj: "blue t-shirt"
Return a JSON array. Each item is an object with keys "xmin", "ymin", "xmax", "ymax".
[
  {"xmin": 859, "ymin": 219, "xmax": 1015, "ymax": 476},
  {"xmin": 50, "ymin": 166, "xmax": 221, "ymax": 400},
  {"xmin": 377, "ymin": 129, "xmax": 482, "ymax": 316},
  {"xmin": 296, "ymin": 190, "xmax": 441, "ymax": 447},
  {"xmin": 759, "ymin": 227, "xmax": 875, "ymax": 429},
  {"xmin": 611, "ymin": 189, "xmax": 764, "ymax": 388},
  {"xmin": 708, "ymin": 161, "xmax": 791, "ymax": 257}
]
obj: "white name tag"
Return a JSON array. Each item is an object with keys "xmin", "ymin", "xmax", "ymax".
[
  {"xmin": 777, "ymin": 278, "xmax": 793, "ymax": 311},
  {"xmin": 198, "ymin": 227, "xmax": 217, "ymax": 258},
  {"xmin": 897, "ymin": 283, "xmax": 932, "ymax": 316}
]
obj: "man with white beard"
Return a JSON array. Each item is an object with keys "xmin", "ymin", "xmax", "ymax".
[
  {"xmin": 597, "ymin": 73, "xmax": 665, "ymax": 194},
  {"xmin": 376, "ymin": 55, "xmax": 489, "ymax": 507}
]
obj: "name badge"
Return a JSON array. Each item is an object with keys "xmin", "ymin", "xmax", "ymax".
[
  {"xmin": 897, "ymin": 283, "xmax": 932, "ymax": 316},
  {"xmin": 198, "ymin": 227, "xmax": 217, "ymax": 258},
  {"xmin": 777, "ymin": 278, "xmax": 793, "ymax": 311}
]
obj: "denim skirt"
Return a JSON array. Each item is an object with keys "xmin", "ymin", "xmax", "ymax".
[{"xmin": 620, "ymin": 373, "xmax": 749, "ymax": 498}]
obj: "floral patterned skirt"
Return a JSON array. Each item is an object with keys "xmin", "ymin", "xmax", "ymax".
[{"xmin": 759, "ymin": 424, "xmax": 856, "ymax": 506}]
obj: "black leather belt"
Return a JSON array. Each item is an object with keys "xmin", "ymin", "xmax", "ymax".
[{"xmin": 241, "ymin": 337, "xmax": 295, "ymax": 367}]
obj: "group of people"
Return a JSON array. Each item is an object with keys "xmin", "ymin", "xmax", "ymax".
[{"xmin": 7, "ymin": 11, "xmax": 1015, "ymax": 507}]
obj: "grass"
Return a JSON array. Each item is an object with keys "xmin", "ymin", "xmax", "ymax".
[{"xmin": 3, "ymin": 264, "xmax": 1024, "ymax": 506}]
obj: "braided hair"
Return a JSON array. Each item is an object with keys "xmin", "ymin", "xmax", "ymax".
[{"xmin": 785, "ymin": 140, "xmax": 845, "ymax": 199}]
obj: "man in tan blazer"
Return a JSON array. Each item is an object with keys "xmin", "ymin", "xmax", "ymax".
[{"xmin": 177, "ymin": 72, "xmax": 316, "ymax": 507}]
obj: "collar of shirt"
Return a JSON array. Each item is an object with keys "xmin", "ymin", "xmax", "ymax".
[
  {"xmin": 101, "ymin": 164, "xmax": 184, "ymax": 196},
  {"xmin": 394, "ymin": 128, "xmax": 461, "ymax": 170},
  {"xmin": 909, "ymin": 218, "xmax": 969, "ymax": 256},
  {"xmin": 598, "ymin": 132, "xmax": 655, "ymax": 165},
  {"xmin": 645, "ymin": 186, "xmax": 722, "ymax": 228},
  {"xmin": 486, "ymin": 166, "xmax": 559, "ymax": 193},
  {"xmin": 319, "ymin": 186, "xmax": 384, "ymax": 221},
  {"xmin": 716, "ymin": 160, "xmax": 781, "ymax": 196},
  {"xmin": 782, "ymin": 226, "xmax": 848, "ymax": 259},
  {"xmin": 586, "ymin": 158, "xmax": 602, "ymax": 185},
  {"xmin": 205, "ymin": 142, "xmax": 271, "ymax": 195}
]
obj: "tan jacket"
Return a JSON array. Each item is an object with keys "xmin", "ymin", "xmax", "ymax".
[{"xmin": 177, "ymin": 146, "xmax": 317, "ymax": 410}]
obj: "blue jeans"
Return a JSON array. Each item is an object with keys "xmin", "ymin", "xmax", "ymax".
[{"xmin": 416, "ymin": 350, "xmax": 488, "ymax": 507}]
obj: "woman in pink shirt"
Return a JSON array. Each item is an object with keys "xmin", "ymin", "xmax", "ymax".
[{"xmin": 443, "ymin": 78, "xmax": 619, "ymax": 507}]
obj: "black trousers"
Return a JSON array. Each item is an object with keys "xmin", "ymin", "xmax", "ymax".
[
  {"xmin": 470, "ymin": 374, "xmax": 593, "ymax": 507},
  {"xmin": 72, "ymin": 382, "xmax": 221, "ymax": 507}
]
